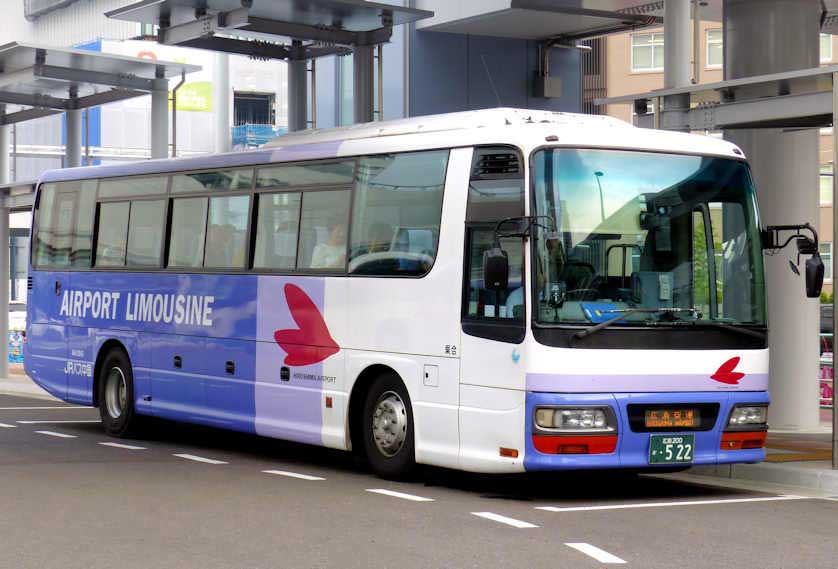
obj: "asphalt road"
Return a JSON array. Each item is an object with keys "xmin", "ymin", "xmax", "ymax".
[{"xmin": 0, "ymin": 393, "xmax": 836, "ymax": 569}]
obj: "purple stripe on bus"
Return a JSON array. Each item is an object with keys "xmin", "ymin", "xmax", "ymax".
[
  {"xmin": 526, "ymin": 372, "xmax": 770, "ymax": 393},
  {"xmin": 38, "ymin": 141, "xmax": 344, "ymax": 183},
  {"xmin": 254, "ymin": 276, "xmax": 328, "ymax": 446}
]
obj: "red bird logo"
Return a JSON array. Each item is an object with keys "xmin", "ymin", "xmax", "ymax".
[
  {"xmin": 273, "ymin": 284, "xmax": 339, "ymax": 366},
  {"xmin": 711, "ymin": 357, "xmax": 745, "ymax": 385}
]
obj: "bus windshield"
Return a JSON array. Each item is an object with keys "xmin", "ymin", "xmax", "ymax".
[{"xmin": 531, "ymin": 148, "xmax": 766, "ymax": 329}]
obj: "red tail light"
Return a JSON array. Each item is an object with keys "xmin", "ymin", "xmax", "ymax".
[{"xmin": 720, "ymin": 431, "xmax": 767, "ymax": 450}]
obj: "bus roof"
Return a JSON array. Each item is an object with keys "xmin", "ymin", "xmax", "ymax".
[{"xmin": 37, "ymin": 108, "xmax": 745, "ymax": 185}]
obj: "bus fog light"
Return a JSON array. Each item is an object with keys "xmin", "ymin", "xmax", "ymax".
[{"xmin": 728, "ymin": 405, "xmax": 767, "ymax": 427}]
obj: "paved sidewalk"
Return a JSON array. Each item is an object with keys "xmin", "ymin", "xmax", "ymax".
[{"xmin": 0, "ymin": 369, "xmax": 57, "ymax": 401}]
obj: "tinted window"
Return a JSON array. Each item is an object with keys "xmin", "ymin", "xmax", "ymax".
[
  {"xmin": 464, "ymin": 228, "xmax": 524, "ymax": 320},
  {"xmin": 298, "ymin": 190, "xmax": 351, "ymax": 270},
  {"xmin": 126, "ymin": 200, "xmax": 166, "ymax": 267},
  {"xmin": 349, "ymin": 150, "xmax": 448, "ymax": 276},
  {"xmin": 99, "ymin": 176, "xmax": 167, "ymax": 198},
  {"xmin": 172, "ymin": 169, "xmax": 254, "ymax": 193},
  {"xmin": 32, "ymin": 183, "xmax": 57, "ymax": 267},
  {"xmin": 256, "ymin": 161, "xmax": 355, "ymax": 188},
  {"xmin": 95, "ymin": 202, "xmax": 130, "ymax": 267},
  {"xmin": 73, "ymin": 181, "xmax": 97, "ymax": 267},
  {"xmin": 254, "ymin": 192, "xmax": 301, "ymax": 270},
  {"xmin": 204, "ymin": 195, "xmax": 250, "ymax": 269},
  {"xmin": 168, "ymin": 197, "xmax": 208, "ymax": 267}
]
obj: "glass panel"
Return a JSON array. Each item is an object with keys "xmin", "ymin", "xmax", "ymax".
[
  {"xmin": 297, "ymin": 190, "xmax": 351, "ymax": 270},
  {"xmin": 99, "ymin": 176, "xmax": 167, "ymax": 198},
  {"xmin": 465, "ymin": 228, "xmax": 524, "ymax": 320},
  {"xmin": 820, "ymin": 243, "xmax": 833, "ymax": 278},
  {"xmin": 254, "ymin": 192, "xmax": 301, "ymax": 270},
  {"xmin": 632, "ymin": 33, "xmax": 652, "ymax": 47},
  {"xmin": 653, "ymin": 46, "xmax": 664, "ymax": 69},
  {"xmin": 632, "ymin": 46, "xmax": 653, "ymax": 70},
  {"xmin": 95, "ymin": 202, "xmax": 130, "ymax": 267},
  {"xmin": 349, "ymin": 150, "xmax": 448, "ymax": 276},
  {"xmin": 256, "ymin": 161, "xmax": 355, "ymax": 189},
  {"xmin": 204, "ymin": 195, "xmax": 251, "ymax": 269},
  {"xmin": 692, "ymin": 211, "xmax": 712, "ymax": 318},
  {"xmin": 72, "ymin": 180, "xmax": 98, "ymax": 268},
  {"xmin": 820, "ymin": 170, "xmax": 833, "ymax": 204},
  {"xmin": 32, "ymin": 183, "xmax": 56, "ymax": 267},
  {"xmin": 126, "ymin": 200, "xmax": 166, "ymax": 267},
  {"xmin": 171, "ymin": 169, "xmax": 254, "ymax": 193},
  {"xmin": 821, "ymin": 33, "xmax": 833, "ymax": 63},
  {"xmin": 466, "ymin": 179, "xmax": 524, "ymax": 222},
  {"xmin": 532, "ymin": 149, "xmax": 766, "ymax": 327},
  {"xmin": 168, "ymin": 197, "xmax": 208, "ymax": 268}
]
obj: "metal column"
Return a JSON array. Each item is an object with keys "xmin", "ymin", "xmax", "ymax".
[
  {"xmin": 724, "ymin": 0, "xmax": 822, "ymax": 430},
  {"xmin": 0, "ymin": 110, "xmax": 8, "ymax": 379},
  {"xmin": 287, "ymin": 40, "xmax": 308, "ymax": 132},
  {"xmin": 213, "ymin": 52, "xmax": 231, "ymax": 153},
  {"xmin": 832, "ymin": 72, "xmax": 838, "ymax": 467},
  {"xmin": 150, "ymin": 67, "xmax": 169, "ymax": 159},
  {"xmin": 663, "ymin": 0, "xmax": 691, "ymax": 130},
  {"xmin": 64, "ymin": 109, "xmax": 82, "ymax": 168},
  {"xmin": 353, "ymin": 44, "xmax": 375, "ymax": 124}
]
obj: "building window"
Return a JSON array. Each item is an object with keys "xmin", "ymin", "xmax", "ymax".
[
  {"xmin": 631, "ymin": 32, "xmax": 664, "ymax": 72},
  {"xmin": 820, "ymin": 243, "xmax": 833, "ymax": 281},
  {"xmin": 821, "ymin": 33, "xmax": 833, "ymax": 63},
  {"xmin": 820, "ymin": 166, "xmax": 832, "ymax": 205},
  {"xmin": 706, "ymin": 29, "xmax": 723, "ymax": 68}
]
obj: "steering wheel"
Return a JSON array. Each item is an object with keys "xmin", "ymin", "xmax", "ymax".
[{"xmin": 564, "ymin": 288, "xmax": 599, "ymax": 300}]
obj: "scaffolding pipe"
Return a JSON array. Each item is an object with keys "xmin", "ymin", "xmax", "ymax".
[{"xmin": 171, "ymin": 70, "xmax": 186, "ymax": 157}]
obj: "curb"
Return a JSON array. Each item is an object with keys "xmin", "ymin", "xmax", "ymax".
[{"xmin": 690, "ymin": 462, "xmax": 838, "ymax": 494}]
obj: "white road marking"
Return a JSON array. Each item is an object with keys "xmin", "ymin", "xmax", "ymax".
[
  {"xmin": 263, "ymin": 470, "xmax": 325, "ymax": 481},
  {"xmin": 536, "ymin": 494, "xmax": 807, "ymax": 512},
  {"xmin": 173, "ymin": 453, "xmax": 228, "ymax": 465},
  {"xmin": 16, "ymin": 420, "xmax": 100, "ymax": 424},
  {"xmin": 565, "ymin": 543, "xmax": 626, "ymax": 564},
  {"xmin": 470, "ymin": 512, "xmax": 538, "ymax": 529},
  {"xmin": 99, "ymin": 442, "xmax": 147, "ymax": 450},
  {"xmin": 0, "ymin": 422, "xmax": 17, "ymax": 428},
  {"xmin": 0, "ymin": 406, "xmax": 85, "ymax": 410},
  {"xmin": 35, "ymin": 430, "xmax": 77, "ymax": 439},
  {"xmin": 366, "ymin": 489, "xmax": 435, "ymax": 502}
]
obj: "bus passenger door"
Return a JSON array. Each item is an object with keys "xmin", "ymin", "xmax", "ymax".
[{"xmin": 458, "ymin": 147, "xmax": 528, "ymax": 469}]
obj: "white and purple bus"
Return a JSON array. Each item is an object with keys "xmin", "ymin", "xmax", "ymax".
[{"xmin": 24, "ymin": 108, "xmax": 822, "ymax": 478}]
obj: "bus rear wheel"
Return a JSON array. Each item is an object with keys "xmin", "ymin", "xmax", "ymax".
[
  {"xmin": 98, "ymin": 349, "xmax": 141, "ymax": 437},
  {"xmin": 362, "ymin": 373, "xmax": 417, "ymax": 480}
]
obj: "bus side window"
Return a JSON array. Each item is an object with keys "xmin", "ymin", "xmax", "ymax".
[
  {"xmin": 94, "ymin": 202, "xmax": 130, "ymax": 267},
  {"xmin": 253, "ymin": 192, "xmax": 301, "ymax": 270},
  {"xmin": 297, "ymin": 190, "xmax": 351, "ymax": 271},
  {"xmin": 348, "ymin": 150, "xmax": 449, "ymax": 276},
  {"xmin": 126, "ymin": 200, "xmax": 166, "ymax": 267},
  {"xmin": 168, "ymin": 197, "xmax": 208, "ymax": 268},
  {"xmin": 204, "ymin": 195, "xmax": 251, "ymax": 269}
]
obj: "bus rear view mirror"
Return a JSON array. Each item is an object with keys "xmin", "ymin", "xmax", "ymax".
[
  {"xmin": 483, "ymin": 247, "xmax": 509, "ymax": 290},
  {"xmin": 805, "ymin": 253, "xmax": 825, "ymax": 298}
]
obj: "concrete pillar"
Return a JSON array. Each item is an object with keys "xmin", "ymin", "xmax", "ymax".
[
  {"xmin": 663, "ymin": 0, "xmax": 692, "ymax": 130},
  {"xmin": 353, "ymin": 44, "xmax": 375, "ymax": 124},
  {"xmin": 150, "ymin": 88, "xmax": 169, "ymax": 159},
  {"xmin": 288, "ymin": 40, "xmax": 308, "ymax": 132},
  {"xmin": 65, "ymin": 109, "xmax": 82, "ymax": 168},
  {"xmin": 0, "ymin": 111, "xmax": 8, "ymax": 379},
  {"xmin": 213, "ymin": 52, "xmax": 231, "ymax": 153},
  {"xmin": 724, "ymin": 0, "xmax": 822, "ymax": 430}
]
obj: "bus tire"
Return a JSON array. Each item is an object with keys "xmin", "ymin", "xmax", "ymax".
[
  {"xmin": 362, "ymin": 373, "xmax": 417, "ymax": 480},
  {"xmin": 97, "ymin": 348, "xmax": 141, "ymax": 438}
]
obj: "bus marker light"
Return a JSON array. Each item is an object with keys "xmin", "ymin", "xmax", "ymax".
[
  {"xmin": 325, "ymin": 397, "xmax": 333, "ymax": 408},
  {"xmin": 720, "ymin": 431, "xmax": 766, "ymax": 450},
  {"xmin": 533, "ymin": 435, "xmax": 618, "ymax": 454},
  {"xmin": 499, "ymin": 447, "xmax": 519, "ymax": 458}
]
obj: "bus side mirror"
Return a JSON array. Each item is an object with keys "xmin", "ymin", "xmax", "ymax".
[
  {"xmin": 805, "ymin": 252, "xmax": 825, "ymax": 298},
  {"xmin": 483, "ymin": 247, "xmax": 509, "ymax": 290}
]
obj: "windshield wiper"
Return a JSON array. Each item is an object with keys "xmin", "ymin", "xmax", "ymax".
[
  {"xmin": 573, "ymin": 307, "xmax": 700, "ymax": 341},
  {"xmin": 686, "ymin": 320, "xmax": 766, "ymax": 340}
]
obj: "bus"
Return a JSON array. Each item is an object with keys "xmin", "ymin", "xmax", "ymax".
[{"xmin": 24, "ymin": 108, "xmax": 823, "ymax": 478}]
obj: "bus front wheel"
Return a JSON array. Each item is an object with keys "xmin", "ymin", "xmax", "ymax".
[
  {"xmin": 362, "ymin": 373, "xmax": 417, "ymax": 480},
  {"xmin": 98, "ymin": 349, "xmax": 141, "ymax": 437}
]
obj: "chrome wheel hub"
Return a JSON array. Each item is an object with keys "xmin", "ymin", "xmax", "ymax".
[
  {"xmin": 371, "ymin": 391, "xmax": 407, "ymax": 457},
  {"xmin": 104, "ymin": 367, "xmax": 127, "ymax": 419}
]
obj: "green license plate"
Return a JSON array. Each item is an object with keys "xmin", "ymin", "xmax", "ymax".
[{"xmin": 649, "ymin": 434, "xmax": 695, "ymax": 464}]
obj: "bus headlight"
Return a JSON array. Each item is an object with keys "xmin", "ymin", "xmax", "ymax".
[
  {"xmin": 727, "ymin": 405, "xmax": 768, "ymax": 428},
  {"xmin": 534, "ymin": 406, "xmax": 616, "ymax": 432}
]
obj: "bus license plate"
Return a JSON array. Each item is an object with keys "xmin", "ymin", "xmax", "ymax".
[{"xmin": 649, "ymin": 434, "xmax": 694, "ymax": 464}]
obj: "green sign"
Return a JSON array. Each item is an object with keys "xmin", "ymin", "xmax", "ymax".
[{"xmin": 170, "ymin": 81, "xmax": 212, "ymax": 112}]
